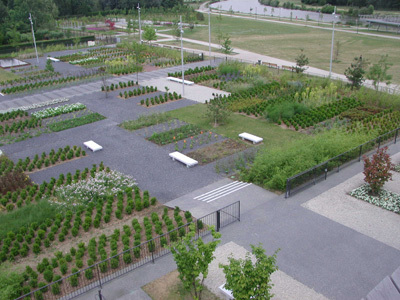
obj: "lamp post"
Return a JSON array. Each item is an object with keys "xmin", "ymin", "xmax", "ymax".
[
  {"xmin": 208, "ymin": 7, "xmax": 212, "ymax": 66},
  {"xmin": 29, "ymin": 13, "xmax": 39, "ymax": 65},
  {"xmin": 137, "ymin": 3, "xmax": 142, "ymax": 44},
  {"xmin": 329, "ymin": 6, "xmax": 337, "ymax": 78},
  {"xmin": 179, "ymin": 16, "xmax": 184, "ymax": 96}
]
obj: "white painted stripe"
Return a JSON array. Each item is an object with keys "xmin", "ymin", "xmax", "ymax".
[
  {"xmin": 194, "ymin": 181, "xmax": 240, "ymax": 199},
  {"xmin": 199, "ymin": 182, "xmax": 250, "ymax": 202},
  {"xmin": 206, "ymin": 183, "xmax": 252, "ymax": 203}
]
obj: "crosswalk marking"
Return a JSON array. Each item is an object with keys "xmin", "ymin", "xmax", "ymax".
[{"xmin": 194, "ymin": 181, "xmax": 252, "ymax": 203}]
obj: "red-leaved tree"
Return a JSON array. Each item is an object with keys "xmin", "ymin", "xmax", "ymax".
[{"xmin": 363, "ymin": 146, "xmax": 394, "ymax": 195}]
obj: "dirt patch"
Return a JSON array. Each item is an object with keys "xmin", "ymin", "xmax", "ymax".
[
  {"xmin": 143, "ymin": 64, "xmax": 160, "ymax": 72},
  {"xmin": 142, "ymin": 270, "xmax": 222, "ymax": 300},
  {"xmin": 187, "ymin": 139, "xmax": 249, "ymax": 165}
]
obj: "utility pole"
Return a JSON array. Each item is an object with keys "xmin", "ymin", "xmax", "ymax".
[
  {"xmin": 208, "ymin": 7, "xmax": 212, "ymax": 66},
  {"xmin": 179, "ymin": 16, "xmax": 185, "ymax": 96},
  {"xmin": 329, "ymin": 6, "xmax": 337, "ymax": 78},
  {"xmin": 29, "ymin": 13, "xmax": 39, "ymax": 65},
  {"xmin": 137, "ymin": 3, "xmax": 142, "ymax": 44}
]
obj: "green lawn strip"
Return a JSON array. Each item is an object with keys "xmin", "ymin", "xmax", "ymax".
[
  {"xmin": 166, "ymin": 104, "xmax": 303, "ymax": 148},
  {"xmin": 0, "ymin": 68, "xmax": 20, "ymax": 82},
  {"xmin": 47, "ymin": 113, "xmax": 106, "ymax": 132},
  {"xmin": 148, "ymin": 124, "xmax": 202, "ymax": 145},
  {"xmin": 119, "ymin": 113, "xmax": 173, "ymax": 131}
]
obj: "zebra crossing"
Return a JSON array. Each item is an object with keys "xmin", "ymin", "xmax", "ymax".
[{"xmin": 194, "ymin": 181, "xmax": 252, "ymax": 203}]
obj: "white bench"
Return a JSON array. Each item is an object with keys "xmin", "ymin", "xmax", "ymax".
[
  {"xmin": 169, "ymin": 151, "xmax": 198, "ymax": 168},
  {"xmin": 239, "ymin": 132, "xmax": 263, "ymax": 144},
  {"xmin": 84, "ymin": 140, "xmax": 103, "ymax": 152},
  {"xmin": 219, "ymin": 284, "xmax": 233, "ymax": 299},
  {"xmin": 47, "ymin": 57, "xmax": 60, "ymax": 62},
  {"xmin": 167, "ymin": 77, "xmax": 194, "ymax": 86}
]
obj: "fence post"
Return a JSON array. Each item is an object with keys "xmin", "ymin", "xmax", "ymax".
[
  {"xmin": 238, "ymin": 201, "xmax": 241, "ymax": 222},
  {"xmin": 395, "ymin": 129, "xmax": 398, "ymax": 144},
  {"xmin": 313, "ymin": 167, "xmax": 316, "ymax": 185},
  {"xmin": 377, "ymin": 137, "xmax": 381, "ymax": 149},
  {"xmin": 324, "ymin": 168, "xmax": 327, "ymax": 180},
  {"xmin": 358, "ymin": 145, "xmax": 363, "ymax": 161},
  {"xmin": 216, "ymin": 210, "xmax": 221, "ymax": 232},
  {"xmin": 151, "ymin": 250, "xmax": 155, "ymax": 264},
  {"xmin": 285, "ymin": 178, "xmax": 290, "ymax": 198},
  {"xmin": 96, "ymin": 264, "xmax": 102, "ymax": 289}
]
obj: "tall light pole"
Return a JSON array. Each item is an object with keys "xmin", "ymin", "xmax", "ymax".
[
  {"xmin": 329, "ymin": 6, "xmax": 337, "ymax": 78},
  {"xmin": 137, "ymin": 3, "xmax": 142, "ymax": 44},
  {"xmin": 29, "ymin": 13, "xmax": 39, "ymax": 65},
  {"xmin": 179, "ymin": 16, "xmax": 184, "ymax": 96},
  {"xmin": 208, "ymin": 7, "xmax": 212, "ymax": 66}
]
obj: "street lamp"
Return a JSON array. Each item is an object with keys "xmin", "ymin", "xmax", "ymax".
[
  {"xmin": 208, "ymin": 7, "xmax": 212, "ymax": 66},
  {"xmin": 179, "ymin": 16, "xmax": 184, "ymax": 96},
  {"xmin": 29, "ymin": 13, "xmax": 39, "ymax": 65},
  {"xmin": 137, "ymin": 3, "xmax": 142, "ymax": 44},
  {"xmin": 329, "ymin": 6, "xmax": 337, "ymax": 78}
]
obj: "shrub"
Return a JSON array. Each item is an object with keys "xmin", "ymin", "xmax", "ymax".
[
  {"xmin": 85, "ymin": 268, "xmax": 93, "ymax": 280},
  {"xmin": 51, "ymin": 282, "xmax": 60, "ymax": 295},
  {"xmin": 69, "ymin": 275, "xmax": 79, "ymax": 287},
  {"xmin": 43, "ymin": 269, "xmax": 53, "ymax": 283},
  {"xmin": 363, "ymin": 147, "xmax": 394, "ymax": 195}
]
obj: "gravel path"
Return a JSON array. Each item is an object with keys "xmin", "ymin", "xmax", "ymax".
[
  {"xmin": 205, "ymin": 241, "xmax": 329, "ymax": 300},
  {"xmin": 302, "ymin": 152, "xmax": 400, "ymax": 251}
]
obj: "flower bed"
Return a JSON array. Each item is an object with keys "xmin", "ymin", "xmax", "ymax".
[
  {"xmin": 148, "ymin": 124, "xmax": 202, "ymax": 145},
  {"xmin": 0, "ymin": 97, "xmax": 70, "ymax": 114},
  {"xmin": 350, "ymin": 184, "xmax": 400, "ymax": 214},
  {"xmin": 32, "ymin": 103, "xmax": 86, "ymax": 119},
  {"xmin": 47, "ymin": 113, "xmax": 106, "ymax": 132}
]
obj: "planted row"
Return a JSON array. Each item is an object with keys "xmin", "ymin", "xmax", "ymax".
[
  {"xmin": 47, "ymin": 112, "xmax": 106, "ymax": 132},
  {"xmin": 118, "ymin": 86, "xmax": 158, "ymax": 99},
  {"xmin": 101, "ymin": 80, "xmax": 137, "ymax": 92},
  {"xmin": 167, "ymin": 65, "xmax": 215, "ymax": 77},
  {"xmin": 139, "ymin": 92, "xmax": 181, "ymax": 107},
  {"xmin": 0, "ymin": 117, "xmax": 41, "ymax": 135},
  {"xmin": 148, "ymin": 124, "xmax": 202, "ymax": 145}
]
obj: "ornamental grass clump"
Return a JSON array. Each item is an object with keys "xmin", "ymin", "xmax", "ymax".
[{"xmin": 363, "ymin": 146, "xmax": 394, "ymax": 195}]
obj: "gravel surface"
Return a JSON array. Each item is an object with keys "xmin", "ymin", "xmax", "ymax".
[
  {"xmin": 205, "ymin": 241, "xmax": 329, "ymax": 300},
  {"xmin": 302, "ymin": 152, "xmax": 400, "ymax": 251}
]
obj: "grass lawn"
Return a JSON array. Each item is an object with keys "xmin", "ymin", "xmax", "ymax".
[
  {"xmin": 176, "ymin": 14, "xmax": 400, "ymax": 83},
  {"xmin": 0, "ymin": 68, "xmax": 20, "ymax": 82},
  {"xmin": 166, "ymin": 104, "xmax": 303, "ymax": 148}
]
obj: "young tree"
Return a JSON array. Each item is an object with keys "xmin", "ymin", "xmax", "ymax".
[
  {"xmin": 45, "ymin": 59, "xmax": 54, "ymax": 72},
  {"xmin": 363, "ymin": 146, "xmax": 394, "ymax": 196},
  {"xmin": 143, "ymin": 26, "xmax": 157, "ymax": 44},
  {"xmin": 218, "ymin": 33, "xmax": 233, "ymax": 54},
  {"xmin": 294, "ymin": 49, "xmax": 309, "ymax": 74},
  {"xmin": 367, "ymin": 54, "xmax": 392, "ymax": 91},
  {"xmin": 169, "ymin": 224, "xmax": 221, "ymax": 300},
  {"xmin": 205, "ymin": 97, "xmax": 231, "ymax": 127},
  {"xmin": 126, "ymin": 18, "xmax": 133, "ymax": 34},
  {"xmin": 220, "ymin": 244, "xmax": 279, "ymax": 300},
  {"xmin": 344, "ymin": 56, "xmax": 368, "ymax": 89}
]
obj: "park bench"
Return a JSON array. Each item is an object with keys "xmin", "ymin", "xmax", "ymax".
[
  {"xmin": 282, "ymin": 65, "xmax": 295, "ymax": 71},
  {"xmin": 167, "ymin": 77, "xmax": 194, "ymax": 86},
  {"xmin": 169, "ymin": 151, "xmax": 198, "ymax": 168},
  {"xmin": 262, "ymin": 62, "xmax": 278, "ymax": 69},
  {"xmin": 47, "ymin": 57, "xmax": 60, "ymax": 62},
  {"xmin": 83, "ymin": 140, "xmax": 103, "ymax": 152},
  {"xmin": 239, "ymin": 132, "xmax": 263, "ymax": 144}
]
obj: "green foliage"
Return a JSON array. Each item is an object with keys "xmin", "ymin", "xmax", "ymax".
[
  {"xmin": 143, "ymin": 26, "xmax": 157, "ymax": 43},
  {"xmin": 367, "ymin": 55, "xmax": 393, "ymax": 91},
  {"xmin": 265, "ymin": 102, "xmax": 309, "ymax": 123},
  {"xmin": 363, "ymin": 147, "xmax": 394, "ymax": 195},
  {"xmin": 169, "ymin": 224, "xmax": 221, "ymax": 300},
  {"xmin": 205, "ymin": 98, "xmax": 231, "ymax": 127},
  {"xmin": 345, "ymin": 56, "xmax": 368, "ymax": 89},
  {"xmin": 295, "ymin": 49, "xmax": 309, "ymax": 74},
  {"xmin": 218, "ymin": 33, "xmax": 233, "ymax": 54},
  {"xmin": 0, "ymin": 271, "xmax": 25, "ymax": 300},
  {"xmin": 45, "ymin": 59, "xmax": 54, "ymax": 72},
  {"xmin": 242, "ymin": 129, "xmax": 372, "ymax": 191},
  {"xmin": 48, "ymin": 113, "xmax": 106, "ymax": 132},
  {"xmin": 220, "ymin": 244, "xmax": 279, "ymax": 300}
]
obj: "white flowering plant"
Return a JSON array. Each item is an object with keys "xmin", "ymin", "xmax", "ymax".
[
  {"xmin": 53, "ymin": 170, "xmax": 137, "ymax": 207},
  {"xmin": 350, "ymin": 184, "xmax": 400, "ymax": 214},
  {"xmin": 0, "ymin": 97, "xmax": 70, "ymax": 114},
  {"xmin": 32, "ymin": 103, "xmax": 86, "ymax": 118}
]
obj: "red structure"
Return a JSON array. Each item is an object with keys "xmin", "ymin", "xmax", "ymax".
[{"xmin": 105, "ymin": 20, "xmax": 115, "ymax": 30}]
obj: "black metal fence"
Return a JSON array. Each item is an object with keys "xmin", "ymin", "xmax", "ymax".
[
  {"xmin": 14, "ymin": 201, "xmax": 240, "ymax": 300},
  {"xmin": 285, "ymin": 127, "xmax": 400, "ymax": 198}
]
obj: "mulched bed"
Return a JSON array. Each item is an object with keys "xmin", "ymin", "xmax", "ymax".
[{"xmin": 187, "ymin": 139, "xmax": 248, "ymax": 165}]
